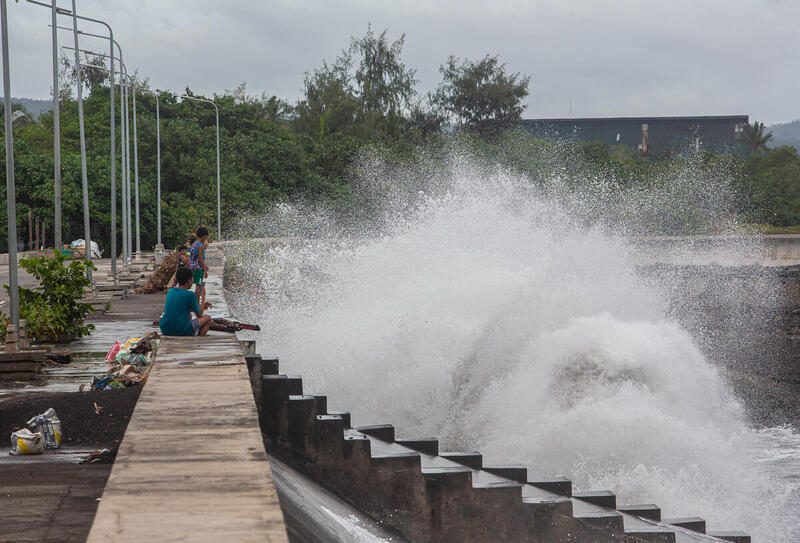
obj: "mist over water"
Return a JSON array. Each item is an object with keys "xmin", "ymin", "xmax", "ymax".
[{"xmin": 228, "ymin": 149, "xmax": 800, "ymax": 541}]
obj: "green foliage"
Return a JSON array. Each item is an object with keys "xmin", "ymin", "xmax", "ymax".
[
  {"xmin": 738, "ymin": 121, "xmax": 773, "ymax": 155},
  {"xmin": 6, "ymin": 252, "xmax": 96, "ymax": 340},
  {"xmin": 434, "ymin": 55, "xmax": 530, "ymax": 133}
]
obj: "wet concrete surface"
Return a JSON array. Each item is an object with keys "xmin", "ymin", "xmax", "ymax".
[{"xmin": 0, "ymin": 258, "xmax": 163, "ymax": 543}]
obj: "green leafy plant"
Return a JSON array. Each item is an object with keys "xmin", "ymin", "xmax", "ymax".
[{"xmin": 4, "ymin": 251, "xmax": 96, "ymax": 341}]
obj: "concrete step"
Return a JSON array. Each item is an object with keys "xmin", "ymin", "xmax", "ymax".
[
  {"xmin": 440, "ymin": 451, "xmax": 483, "ymax": 470},
  {"xmin": 483, "ymin": 465, "xmax": 527, "ymax": 483},
  {"xmin": 354, "ymin": 424, "xmax": 395, "ymax": 442},
  {"xmin": 528, "ymin": 476, "xmax": 571, "ymax": 497},
  {"xmin": 573, "ymin": 490, "xmax": 617, "ymax": 509},
  {"xmin": 664, "ymin": 517, "xmax": 706, "ymax": 534},
  {"xmin": 707, "ymin": 532, "xmax": 751, "ymax": 543},
  {"xmin": 618, "ymin": 503, "xmax": 661, "ymax": 521},
  {"xmin": 395, "ymin": 438, "xmax": 438, "ymax": 456}
]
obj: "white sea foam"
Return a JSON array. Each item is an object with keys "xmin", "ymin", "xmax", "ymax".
[{"xmin": 230, "ymin": 156, "xmax": 800, "ymax": 542}]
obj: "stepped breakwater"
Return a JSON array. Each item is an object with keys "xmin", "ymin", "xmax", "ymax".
[{"xmin": 226, "ymin": 156, "xmax": 800, "ymax": 542}]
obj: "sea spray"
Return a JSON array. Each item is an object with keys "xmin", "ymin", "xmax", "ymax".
[{"xmin": 227, "ymin": 149, "xmax": 799, "ymax": 542}]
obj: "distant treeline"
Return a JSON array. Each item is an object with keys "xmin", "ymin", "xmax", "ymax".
[{"xmin": 2, "ymin": 27, "xmax": 800, "ymax": 253}]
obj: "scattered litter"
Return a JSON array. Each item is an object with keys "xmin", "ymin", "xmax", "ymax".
[
  {"xmin": 45, "ymin": 350, "xmax": 72, "ymax": 364},
  {"xmin": 10, "ymin": 428, "xmax": 44, "ymax": 455},
  {"xmin": 70, "ymin": 239, "xmax": 101, "ymax": 258},
  {"xmin": 9, "ymin": 408, "xmax": 62, "ymax": 455},
  {"xmin": 81, "ymin": 333, "xmax": 159, "ymax": 391},
  {"xmin": 105, "ymin": 341, "xmax": 121, "ymax": 361},
  {"xmin": 26, "ymin": 408, "xmax": 62, "ymax": 449},
  {"xmin": 94, "ymin": 402, "xmax": 103, "ymax": 414}
]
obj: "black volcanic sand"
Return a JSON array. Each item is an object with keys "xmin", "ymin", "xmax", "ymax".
[
  {"xmin": 0, "ymin": 386, "xmax": 142, "ymax": 451},
  {"xmin": 639, "ymin": 264, "xmax": 800, "ymax": 427}
]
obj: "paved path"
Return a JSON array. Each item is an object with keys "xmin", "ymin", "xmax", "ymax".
[{"xmin": 86, "ymin": 268, "xmax": 288, "ymax": 542}]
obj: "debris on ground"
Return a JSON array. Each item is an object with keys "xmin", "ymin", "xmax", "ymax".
[
  {"xmin": 9, "ymin": 408, "xmax": 62, "ymax": 455},
  {"xmin": 81, "ymin": 333, "xmax": 160, "ymax": 392},
  {"xmin": 135, "ymin": 251, "xmax": 181, "ymax": 294},
  {"xmin": 10, "ymin": 428, "xmax": 44, "ymax": 455}
]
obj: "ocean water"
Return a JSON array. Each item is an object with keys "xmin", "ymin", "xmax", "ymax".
[{"xmin": 230, "ymin": 159, "xmax": 800, "ymax": 542}]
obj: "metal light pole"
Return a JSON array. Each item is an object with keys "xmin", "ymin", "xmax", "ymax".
[
  {"xmin": 179, "ymin": 94, "xmax": 221, "ymax": 240},
  {"xmin": 74, "ymin": 54, "xmax": 161, "ymax": 254},
  {"xmin": 50, "ymin": 1, "xmax": 61, "ymax": 251},
  {"xmin": 70, "ymin": 0, "xmax": 92, "ymax": 280},
  {"xmin": 44, "ymin": 11, "xmax": 119, "ymax": 280},
  {"xmin": 132, "ymin": 85, "xmax": 140, "ymax": 255},
  {"xmin": 2, "ymin": 0, "xmax": 19, "ymax": 333}
]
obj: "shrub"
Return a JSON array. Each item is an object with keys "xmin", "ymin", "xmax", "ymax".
[{"xmin": 4, "ymin": 252, "xmax": 96, "ymax": 341}]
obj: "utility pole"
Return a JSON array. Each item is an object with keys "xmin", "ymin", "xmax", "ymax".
[{"xmin": 2, "ymin": 0, "xmax": 19, "ymax": 335}]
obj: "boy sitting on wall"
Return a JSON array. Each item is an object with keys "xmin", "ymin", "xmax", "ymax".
[{"xmin": 159, "ymin": 267, "xmax": 213, "ymax": 336}]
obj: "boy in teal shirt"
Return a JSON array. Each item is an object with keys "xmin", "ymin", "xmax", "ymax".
[{"xmin": 160, "ymin": 267, "xmax": 213, "ymax": 336}]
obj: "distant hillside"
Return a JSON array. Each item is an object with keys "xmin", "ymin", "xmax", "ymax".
[
  {"xmin": 768, "ymin": 120, "xmax": 800, "ymax": 151},
  {"xmin": 0, "ymin": 97, "xmax": 52, "ymax": 120}
]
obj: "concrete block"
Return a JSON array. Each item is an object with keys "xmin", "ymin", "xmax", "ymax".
[
  {"xmin": 483, "ymin": 465, "xmax": 528, "ymax": 483},
  {"xmin": 663, "ymin": 517, "xmax": 706, "ymax": 533},
  {"xmin": 328, "ymin": 410, "xmax": 351, "ymax": 429},
  {"xmin": 573, "ymin": 510, "xmax": 624, "ymax": 530},
  {"xmin": 624, "ymin": 528, "xmax": 675, "ymax": 542},
  {"xmin": 707, "ymin": 531, "xmax": 750, "ymax": 543},
  {"xmin": 618, "ymin": 503, "xmax": 661, "ymax": 521},
  {"xmin": 395, "ymin": 438, "xmax": 438, "ymax": 456},
  {"xmin": 354, "ymin": 424, "xmax": 395, "ymax": 442},
  {"xmin": 312, "ymin": 414, "xmax": 345, "ymax": 457},
  {"xmin": 311, "ymin": 394, "xmax": 327, "ymax": 415},
  {"xmin": 262, "ymin": 357, "xmax": 279, "ymax": 375},
  {"xmin": 574, "ymin": 490, "xmax": 617, "ymax": 509},
  {"xmin": 261, "ymin": 375, "xmax": 289, "ymax": 438},
  {"xmin": 286, "ymin": 375, "xmax": 303, "ymax": 395},
  {"xmin": 288, "ymin": 395, "xmax": 317, "ymax": 457},
  {"xmin": 343, "ymin": 434, "xmax": 371, "ymax": 459},
  {"xmin": 239, "ymin": 340, "xmax": 256, "ymax": 354},
  {"xmin": 370, "ymin": 451, "xmax": 421, "ymax": 471},
  {"xmin": 528, "ymin": 476, "xmax": 572, "ymax": 497},
  {"xmin": 440, "ymin": 451, "xmax": 482, "ymax": 470}
]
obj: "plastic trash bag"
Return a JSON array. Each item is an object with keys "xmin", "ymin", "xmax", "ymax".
[
  {"xmin": 26, "ymin": 408, "xmax": 62, "ymax": 449},
  {"xmin": 105, "ymin": 341, "xmax": 122, "ymax": 362},
  {"xmin": 10, "ymin": 428, "xmax": 44, "ymax": 455}
]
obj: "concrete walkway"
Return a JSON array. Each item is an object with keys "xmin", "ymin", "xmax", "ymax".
[{"xmin": 86, "ymin": 333, "xmax": 287, "ymax": 542}]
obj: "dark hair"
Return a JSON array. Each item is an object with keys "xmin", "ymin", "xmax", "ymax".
[
  {"xmin": 175, "ymin": 245, "xmax": 187, "ymax": 253},
  {"xmin": 196, "ymin": 226, "xmax": 209, "ymax": 238},
  {"xmin": 188, "ymin": 234, "xmax": 197, "ymax": 244},
  {"xmin": 176, "ymin": 267, "xmax": 193, "ymax": 286}
]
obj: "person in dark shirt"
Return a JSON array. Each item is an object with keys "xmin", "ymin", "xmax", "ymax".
[{"xmin": 159, "ymin": 267, "xmax": 213, "ymax": 336}]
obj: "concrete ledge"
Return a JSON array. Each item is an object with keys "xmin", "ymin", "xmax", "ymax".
[{"xmin": 86, "ymin": 336, "xmax": 288, "ymax": 542}]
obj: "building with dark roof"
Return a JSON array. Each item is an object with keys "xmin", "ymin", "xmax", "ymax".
[{"xmin": 520, "ymin": 115, "xmax": 749, "ymax": 156}]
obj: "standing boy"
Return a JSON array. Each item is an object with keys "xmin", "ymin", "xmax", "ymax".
[{"xmin": 188, "ymin": 226, "xmax": 209, "ymax": 307}]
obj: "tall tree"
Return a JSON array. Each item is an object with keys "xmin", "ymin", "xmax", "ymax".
[
  {"xmin": 351, "ymin": 26, "xmax": 417, "ymax": 120},
  {"xmin": 739, "ymin": 121, "xmax": 773, "ymax": 155},
  {"xmin": 294, "ymin": 52, "xmax": 359, "ymax": 138},
  {"xmin": 434, "ymin": 55, "xmax": 530, "ymax": 133}
]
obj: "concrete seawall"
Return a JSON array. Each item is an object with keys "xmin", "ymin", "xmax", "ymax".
[{"xmin": 247, "ymin": 353, "xmax": 753, "ymax": 543}]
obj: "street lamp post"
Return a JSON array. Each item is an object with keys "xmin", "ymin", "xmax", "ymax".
[
  {"xmin": 74, "ymin": 54, "xmax": 162, "ymax": 253},
  {"xmin": 1, "ymin": 0, "xmax": 19, "ymax": 334},
  {"xmin": 50, "ymin": 1, "xmax": 61, "ymax": 251},
  {"xmin": 178, "ymin": 94, "xmax": 221, "ymax": 240},
  {"xmin": 38, "ymin": 6, "xmax": 118, "ymax": 280},
  {"xmin": 70, "ymin": 0, "xmax": 92, "ymax": 280}
]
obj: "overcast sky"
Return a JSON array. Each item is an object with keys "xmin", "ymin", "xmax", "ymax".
[{"xmin": 6, "ymin": 0, "xmax": 800, "ymax": 124}]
